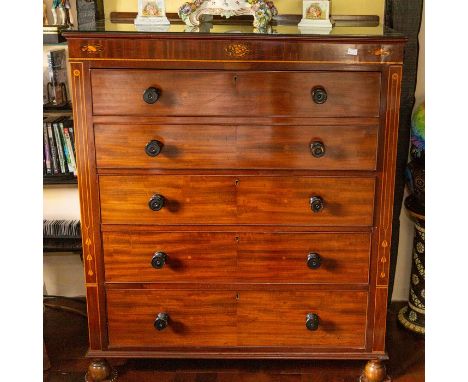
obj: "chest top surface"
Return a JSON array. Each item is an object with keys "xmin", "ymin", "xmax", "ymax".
[{"xmin": 64, "ymin": 21, "xmax": 406, "ymax": 65}]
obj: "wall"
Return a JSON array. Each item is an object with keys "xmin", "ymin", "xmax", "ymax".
[
  {"xmin": 105, "ymin": 0, "xmax": 384, "ymax": 20},
  {"xmin": 44, "ymin": 29, "xmax": 85, "ymax": 296},
  {"xmin": 43, "ymin": 184, "xmax": 84, "ymax": 296},
  {"xmin": 391, "ymin": 2, "xmax": 425, "ymax": 301}
]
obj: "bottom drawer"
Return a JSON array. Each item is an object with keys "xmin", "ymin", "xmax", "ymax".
[{"xmin": 106, "ymin": 289, "xmax": 368, "ymax": 349}]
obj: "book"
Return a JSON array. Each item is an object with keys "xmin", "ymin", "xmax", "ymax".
[
  {"xmin": 53, "ymin": 118, "xmax": 67, "ymax": 173},
  {"xmin": 67, "ymin": 122, "xmax": 76, "ymax": 157},
  {"xmin": 66, "ymin": 120, "xmax": 77, "ymax": 174},
  {"xmin": 59, "ymin": 119, "xmax": 74, "ymax": 174},
  {"xmin": 63, "ymin": 126, "xmax": 77, "ymax": 175},
  {"xmin": 43, "ymin": 121, "xmax": 52, "ymax": 175},
  {"xmin": 45, "ymin": 117, "xmax": 59, "ymax": 174}
]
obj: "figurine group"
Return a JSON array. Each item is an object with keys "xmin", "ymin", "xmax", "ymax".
[{"xmin": 43, "ymin": 0, "xmax": 74, "ymax": 27}]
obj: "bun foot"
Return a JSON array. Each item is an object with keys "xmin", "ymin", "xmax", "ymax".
[
  {"xmin": 360, "ymin": 359, "xmax": 391, "ymax": 382},
  {"xmin": 85, "ymin": 359, "xmax": 118, "ymax": 382}
]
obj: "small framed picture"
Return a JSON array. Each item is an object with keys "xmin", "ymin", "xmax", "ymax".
[
  {"xmin": 135, "ymin": 0, "xmax": 170, "ymax": 27},
  {"xmin": 298, "ymin": 0, "xmax": 332, "ymax": 29}
]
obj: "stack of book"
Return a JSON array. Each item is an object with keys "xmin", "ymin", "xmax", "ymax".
[
  {"xmin": 43, "ymin": 219, "xmax": 82, "ymax": 253},
  {"xmin": 43, "ymin": 116, "xmax": 77, "ymax": 178}
]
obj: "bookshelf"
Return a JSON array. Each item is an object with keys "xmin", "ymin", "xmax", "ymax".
[{"xmin": 43, "ymin": 43, "xmax": 77, "ymax": 186}]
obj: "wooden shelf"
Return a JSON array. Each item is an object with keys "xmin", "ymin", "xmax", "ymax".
[
  {"xmin": 43, "ymin": 237, "xmax": 82, "ymax": 253},
  {"xmin": 43, "ymin": 26, "xmax": 69, "ymax": 45},
  {"xmin": 44, "ymin": 174, "xmax": 77, "ymax": 185},
  {"xmin": 43, "ymin": 102, "xmax": 72, "ymax": 114},
  {"xmin": 43, "ymin": 40, "xmax": 68, "ymax": 46}
]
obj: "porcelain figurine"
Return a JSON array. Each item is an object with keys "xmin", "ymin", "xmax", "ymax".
[
  {"xmin": 178, "ymin": 0, "xmax": 278, "ymax": 30},
  {"xmin": 43, "ymin": 1, "xmax": 49, "ymax": 25},
  {"xmin": 51, "ymin": 0, "xmax": 74, "ymax": 26},
  {"xmin": 135, "ymin": 0, "xmax": 170, "ymax": 27},
  {"xmin": 298, "ymin": 0, "xmax": 332, "ymax": 30}
]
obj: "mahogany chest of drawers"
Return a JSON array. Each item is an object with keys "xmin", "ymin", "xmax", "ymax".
[{"xmin": 65, "ymin": 25, "xmax": 405, "ymax": 381}]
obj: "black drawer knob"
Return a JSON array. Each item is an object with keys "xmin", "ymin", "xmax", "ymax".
[
  {"xmin": 148, "ymin": 194, "xmax": 165, "ymax": 211},
  {"xmin": 307, "ymin": 252, "xmax": 322, "ymax": 269},
  {"xmin": 151, "ymin": 252, "xmax": 168, "ymax": 269},
  {"xmin": 310, "ymin": 196, "xmax": 324, "ymax": 213},
  {"xmin": 143, "ymin": 87, "xmax": 161, "ymax": 104},
  {"xmin": 310, "ymin": 141, "xmax": 326, "ymax": 158},
  {"xmin": 154, "ymin": 312, "xmax": 169, "ymax": 331},
  {"xmin": 145, "ymin": 140, "xmax": 163, "ymax": 157},
  {"xmin": 306, "ymin": 313, "xmax": 320, "ymax": 331},
  {"xmin": 311, "ymin": 87, "xmax": 328, "ymax": 104}
]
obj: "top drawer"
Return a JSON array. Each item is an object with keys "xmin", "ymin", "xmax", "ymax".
[{"xmin": 91, "ymin": 70, "xmax": 381, "ymax": 117}]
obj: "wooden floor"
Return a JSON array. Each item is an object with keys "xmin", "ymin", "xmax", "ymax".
[{"xmin": 43, "ymin": 299, "xmax": 424, "ymax": 382}]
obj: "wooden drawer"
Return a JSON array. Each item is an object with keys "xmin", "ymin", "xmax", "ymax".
[
  {"xmin": 237, "ymin": 290, "xmax": 367, "ymax": 348},
  {"xmin": 107, "ymin": 290, "xmax": 237, "ymax": 347},
  {"xmin": 238, "ymin": 232, "xmax": 370, "ymax": 284},
  {"xmin": 99, "ymin": 176, "xmax": 375, "ymax": 226},
  {"xmin": 91, "ymin": 70, "xmax": 381, "ymax": 117},
  {"xmin": 103, "ymin": 232, "xmax": 371, "ymax": 284},
  {"xmin": 95, "ymin": 124, "xmax": 379, "ymax": 171},
  {"xmin": 104, "ymin": 232, "xmax": 237, "ymax": 283},
  {"xmin": 106, "ymin": 289, "xmax": 367, "ymax": 348}
]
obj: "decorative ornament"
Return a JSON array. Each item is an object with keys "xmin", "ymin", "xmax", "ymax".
[
  {"xmin": 178, "ymin": 0, "xmax": 278, "ymax": 30},
  {"xmin": 51, "ymin": 0, "xmax": 75, "ymax": 27},
  {"xmin": 298, "ymin": 1, "xmax": 333, "ymax": 31},
  {"xmin": 43, "ymin": 1, "xmax": 49, "ymax": 25},
  {"xmin": 410, "ymin": 102, "xmax": 425, "ymax": 161},
  {"xmin": 135, "ymin": 0, "xmax": 170, "ymax": 30},
  {"xmin": 405, "ymin": 101, "xmax": 425, "ymax": 211},
  {"xmin": 398, "ymin": 199, "xmax": 425, "ymax": 335},
  {"xmin": 76, "ymin": 0, "xmax": 105, "ymax": 29},
  {"xmin": 225, "ymin": 43, "xmax": 251, "ymax": 57}
]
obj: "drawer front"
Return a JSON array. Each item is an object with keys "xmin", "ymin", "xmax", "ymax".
[
  {"xmin": 106, "ymin": 289, "xmax": 367, "ymax": 348},
  {"xmin": 103, "ymin": 232, "xmax": 371, "ymax": 284},
  {"xmin": 95, "ymin": 124, "xmax": 379, "ymax": 171},
  {"xmin": 237, "ymin": 290, "xmax": 368, "ymax": 348},
  {"xmin": 107, "ymin": 290, "xmax": 237, "ymax": 347},
  {"xmin": 237, "ymin": 232, "xmax": 370, "ymax": 284},
  {"xmin": 104, "ymin": 232, "xmax": 238, "ymax": 283},
  {"xmin": 91, "ymin": 70, "xmax": 381, "ymax": 117},
  {"xmin": 99, "ymin": 176, "xmax": 375, "ymax": 226}
]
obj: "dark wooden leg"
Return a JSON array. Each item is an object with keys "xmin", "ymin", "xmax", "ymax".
[
  {"xmin": 85, "ymin": 359, "xmax": 118, "ymax": 382},
  {"xmin": 360, "ymin": 359, "xmax": 391, "ymax": 382}
]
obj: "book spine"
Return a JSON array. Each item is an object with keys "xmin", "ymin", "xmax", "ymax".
[
  {"xmin": 68, "ymin": 125, "xmax": 76, "ymax": 156},
  {"xmin": 63, "ymin": 127, "xmax": 77, "ymax": 175},
  {"xmin": 53, "ymin": 121, "xmax": 66, "ymax": 173},
  {"xmin": 47, "ymin": 122, "xmax": 59, "ymax": 174},
  {"xmin": 43, "ymin": 123, "xmax": 52, "ymax": 175},
  {"xmin": 59, "ymin": 122, "xmax": 73, "ymax": 173}
]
